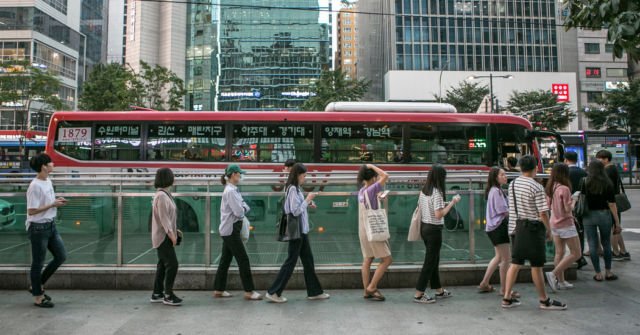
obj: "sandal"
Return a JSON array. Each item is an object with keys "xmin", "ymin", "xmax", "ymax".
[
  {"xmin": 500, "ymin": 290, "xmax": 521, "ymax": 299},
  {"xmin": 477, "ymin": 285, "xmax": 495, "ymax": 293},
  {"xmin": 605, "ymin": 274, "xmax": 618, "ymax": 281},
  {"xmin": 28, "ymin": 287, "xmax": 51, "ymax": 302},
  {"xmin": 593, "ymin": 275, "xmax": 603, "ymax": 282},
  {"xmin": 365, "ymin": 289, "xmax": 386, "ymax": 301}
]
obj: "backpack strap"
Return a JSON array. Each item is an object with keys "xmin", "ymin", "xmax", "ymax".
[{"xmin": 511, "ymin": 180, "xmax": 519, "ymax": 219}]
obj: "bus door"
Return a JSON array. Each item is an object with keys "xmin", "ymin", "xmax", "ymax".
[{"xmin": 529, "ymin": 130, "xmax": 565, "ymax": 173}]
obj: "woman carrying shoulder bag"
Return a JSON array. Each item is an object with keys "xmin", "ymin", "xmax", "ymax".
[
  {"xmin": 357, "ymin": 164, "xmax": 392, "ymax": 301},
  {"xmin": 583, "ymin": 161, "xmax": 621, "ymax": 282},
  {"xmin": 150, "ymin": 168, "xmax": 182, "ymax": 306},
  {"xmin": 414, "ymin": 165, "xmax": 460, "ymax": 304},
  {"xmin": 265, "ymin": 163, "xmax": 329, "ymax": 303}
]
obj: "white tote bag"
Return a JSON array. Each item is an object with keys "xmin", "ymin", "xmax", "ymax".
[
  {"xmin": 363, "ymin": 189, "xmax": 390, "ymax": 242},
  {"xmin": 241, "ymin": 216, "xmax": 250, "ymax": 243},
  {"xmin": 407, "ymin": 198, "xmax": 422, "ymax": 241}
]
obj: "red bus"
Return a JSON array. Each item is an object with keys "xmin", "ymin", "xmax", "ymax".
[{"xmin": 46, "ymin": 103, "xmax": 562, "ymax": 173}]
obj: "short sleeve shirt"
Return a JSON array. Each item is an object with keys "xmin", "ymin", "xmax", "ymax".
[
  {"xmin": 358, "ymin": 182, "xmax": 383, "ymax": 210},
  {"xmin": 26, "ymin": 178, "xmax": 57, "ymax": 229},
  {"xmin": 419, "ymin": 189, "xmax": 445, "ymax": 225},
  {"xmin": 507, "ymin": 176, "xmax": 548, "ymax": 234}
]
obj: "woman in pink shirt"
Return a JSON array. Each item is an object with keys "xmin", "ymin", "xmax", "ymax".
[{"xmin": 544, "ymin": 163, "xmax": 581, "ymax": 292}]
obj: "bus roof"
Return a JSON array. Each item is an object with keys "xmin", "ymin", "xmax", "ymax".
[
  {"xmin": 324, "ymin": 102, "xmax": 457, "ymax": 113},
  {"xmin": 51, "ymin": 111, "xmax": 532, "ymax": 129}
]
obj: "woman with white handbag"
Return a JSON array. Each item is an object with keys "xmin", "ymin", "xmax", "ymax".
[
  {"xmin": 414, "ymin": 165, "xmax": 460, "ymax": 304},
  {"xmin": 357, "ymin": 164, "xmax": 392, "ymax": 301},
  {"xmin": 213, "ymin": 164, "xmax": 262, "ymax": 301}
]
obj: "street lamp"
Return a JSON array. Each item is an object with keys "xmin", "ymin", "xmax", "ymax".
[{"xmin": 467, "ymin": 74, "xmax": 513, "ymax": 113}]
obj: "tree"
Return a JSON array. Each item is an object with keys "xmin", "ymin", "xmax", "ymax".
[
  {"xmin": 79, "ymin": 63, "xmax": 138, "ymax": 111},
  {"xmin": 436, "ymin": 81, "xmax": 489, "ymax": 113},
  {"xmin": 507, "ymin": 90, "xmax": 576, "ymax": 130},
  {"xmin": 131, "ymin": 61, "xmax": 187, "ymax": 111},
  {"xmin": 79, "ymin": 61, "xmax": 186, "ymax": 111},
  {"xmin": 564, "ymin": 0, "xmax": 640, "ymax": 61},
  {"xmin": 583, "ymin": 80, "xmax": 640, "ymax": 132},
  {"xmin": 300, "ymin": 69, "xmax": 370, "ymax": 111}
]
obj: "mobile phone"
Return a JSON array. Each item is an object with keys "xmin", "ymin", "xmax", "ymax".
[{"xmin": 379, "ymin": 190, "xmax": 390, "ymax": 199}]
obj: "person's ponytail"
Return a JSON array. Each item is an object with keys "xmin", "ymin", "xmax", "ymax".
[{"xmin": 220, "ymin": 175, "xmax": 227, "ymax": 185}]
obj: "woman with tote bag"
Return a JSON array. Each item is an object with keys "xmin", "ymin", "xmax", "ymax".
[
  {"xmin": 414, "ymin": 165, "xmax": 460, "ymax": 304},
  {"xmin": 357, "ymin": 164, "xmax": 392, "ymax": 301}
]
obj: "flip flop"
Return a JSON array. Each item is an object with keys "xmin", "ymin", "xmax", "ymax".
[
  {"xmin": 593, "ymin": 275, "xmax": 603, "ymax": 282},
  {"xmin": 605, "ymin": 274, "xmax": 618, "ymax": 281},
  {"xmin": 365, "ymin": 289, "xmax": 386, "ymax": 301}
]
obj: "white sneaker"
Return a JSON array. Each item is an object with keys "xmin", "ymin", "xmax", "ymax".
[
  {"xmin": 245, "ymin": 291, "xmax": 263, "ymax": 301},
  {"xmin": 265, "ymin": 293, "xmax": 288, "ymax": 303},
  {"xmin": 558, "ymin": 281, "xmax": 574, "ymax": 290},
  {"xmin": 308, "ymin": 293, "xmax": 330, "ymax": 300},
  {"xmin": 213, "ymin": 291, "xmax": 233, "ymax": 298},
  {"xmin": 545, "ymin": 272, "xmax": 558, "ymax": 292}
]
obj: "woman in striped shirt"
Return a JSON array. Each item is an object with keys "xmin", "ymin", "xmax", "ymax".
[{"xmin": 414, "ymin": 165, "xmax": 460, "ymax": 304}]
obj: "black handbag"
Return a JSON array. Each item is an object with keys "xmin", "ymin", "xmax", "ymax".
[
  {"xmin": 573, "ymin": 178, "xmax": 589, "ymax": 218},
  {"xmin": 615, "ymin": 176, "xmax": 631, "ymax": 213},
  {"xmin": 277, "ymin": 187, "xmax": 302, "ymax": 242},
  {"xmin": 444, "ymin": 206, "xmax": 464, "ymax": 231}
]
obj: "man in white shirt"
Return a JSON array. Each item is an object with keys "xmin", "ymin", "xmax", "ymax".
[{"xmin": 26, "ymin": 153, "xmax": 67, "ymax": 308}]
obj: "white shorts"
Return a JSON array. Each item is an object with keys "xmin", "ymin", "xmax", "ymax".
[{"xmin": 551, "ymin": 225, "xmax": 578, "ymax": 239}]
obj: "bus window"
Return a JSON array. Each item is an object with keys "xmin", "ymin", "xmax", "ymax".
[
  {"xmin": 147, "ymin": 124, "xmax": 226, "ymax": 161},
  {"xmin": 495, "ymin": 124, "xmax": 532, "ymax": 169},
  {"xmin": 54, "ymin": 122, "xmax": 92, "ymax": 160},
  {"xmin": 231, "ymin": 124, "xmax": 314, "ymax": 163},
  {"xmin": 320, "ymin": 124, "xmax": 402, "ymax": 164},
  {"xmin": 93, "ymin": 124, "xmax": 141, "ymax": 161},
  {"xmin": 410, "ymin": 125, "xmax": 487, "ymax": 164}
]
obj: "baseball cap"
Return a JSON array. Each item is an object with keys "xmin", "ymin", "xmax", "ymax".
[{"xmin": 225, "ymin": 164, "xmax": 246, "ymax": 175}]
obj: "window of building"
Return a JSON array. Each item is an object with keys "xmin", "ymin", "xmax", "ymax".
[
  {"xmin": 344, "ymin": 35, "xmax": 352, "ymax": 41},
  {"xmin": 344, "ymin": 58, "xmax": 352, "ymax": 64},
  {"xmin": 343, "ymin": 27, "xmax": 352, "ymax": 33},
  {"xmin": 43, "ymin": 0, "xmax": 68, "ymax": 14},
  {"xmin": 343, "ymin": 43, "xmax": 352, "ymax": 49},
  {"xmin": 605, "ymin": 44, "xmax": 614, "ymax": 53},
  {"xmin": 344, "ymin": 19, "xmax": 351, "ymax": 25},
  {"xmin": 344, "ymin": 50, "xmax": 353, "ymax": 57},
  {"xmin": 584, "ymin": 43, "xmax": 600, "ymax": 54},
  {"xmin": 606, "ymin": 68, "xmax": 625, "ymax": 77},
  {"xmin": 586, "ymin": 92, "xmax": 602, "ymax": 104},
  {"xmin": 585, "ymin": 67, "xmax": 601, "ymax": 78}
]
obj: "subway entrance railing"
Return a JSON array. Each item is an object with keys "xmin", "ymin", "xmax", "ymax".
[{"xmin": 0, "ymin": 171, "xmax": 553, "ymax": 268}]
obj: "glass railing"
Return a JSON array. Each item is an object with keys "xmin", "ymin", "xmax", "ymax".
[{"xmin": 0, "ymin": 172, "xmax": 554, "ymax": 267}]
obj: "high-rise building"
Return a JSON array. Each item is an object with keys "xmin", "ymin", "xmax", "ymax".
[
  {"xmin": 336, "ymin": 7, "xmax": 357, "ymax": 79},
  {"xmin": 186, "ymin": 0, "xmax": 332, "ymax": 111},
  {"xmin": 357, "ymin": 0, "xmax": 578, "ymax": 99},
  {"xmin": 0, "ymin": 0, "xmax": 85, "ymax": 130},
  {"xmin": 575, "ymin": 29, "xmax": 629, "ymax": 130},
  {"xmin": 80, "ymin": 0, "xmax": 107, "ymax": 75},
  {"xmin": 107, "ymin": 0, "xmax": 125, "ymax": 64}
]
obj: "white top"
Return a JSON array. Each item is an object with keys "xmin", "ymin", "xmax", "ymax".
[
  {"xmin": 419, "ymin": 189, "xmax": 445, "ymax": 225},
  {"xmin": 26, "ymin": 178, "xmax": 57, "ymax": 230},
  {"xmin": 507, "ymin": 176, "xmax": 549, "ymax": 234},
  {"xmin": 219, "ymin": 184, "xmax": 249, "ymax": 236}
]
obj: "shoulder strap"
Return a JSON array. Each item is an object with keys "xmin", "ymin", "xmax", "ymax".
[
  {"xmin": 580, "ymin": 177, "xmax": 586, "ymax": 194},
  {"xmin": 159, "ymin": 189, "xmax": 175, "ymax": 204},
  {"xmin": 511, "ymin": 180, "xmax": 519, "ymax": 219},
  {"xmin": 363, "ymin": 186, "xmax": 374, "ymax": 210},
  {"xmin": 618, "ymin": 175, "xmax": 626, "ymax": 194}
]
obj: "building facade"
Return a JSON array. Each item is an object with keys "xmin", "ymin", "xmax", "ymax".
[
  {"xmin": 186, "ymin": 0, "xmax": 332, "ymax": 111},
  {"xmin": 358, "ymin": 0, "xmax": 579, "ymax": 105},
  {"xmin": 0, "ymin": 0, "xmax": 85, "ymax": 131},
  {"xmin": 336, "ymin": 7, "xmax": 357, "ymax": 79}
]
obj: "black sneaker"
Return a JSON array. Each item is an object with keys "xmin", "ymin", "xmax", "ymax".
[
  {"xmin": 150, "ymin": 293, "xmax": 164, "ymax": 303},
  {"xmin": 163, "ymin": 294, "xmax": 183, "ymax": 306},
  {"xmin": 612, "ymin": 253, "xmax": 625, "ymax": 262},
  {"xmin": 576, "ymin": 257, "xmax": 588, "ymax": 269},
  {"xmin": 622, "ymin": 252, "xmax": 631, "ymax": 261},
  {"xmin": 28, "ymin": 287, "xmax": 51, "ymax": 302},
  {"xmin": 539, "ymin": 298, "xmax": 567, "ymax": 311}
]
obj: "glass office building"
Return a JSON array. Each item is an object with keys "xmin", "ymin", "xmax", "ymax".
[{"xmin": 186, "ymin": 0, "xmax": 331, "ymax": 111}]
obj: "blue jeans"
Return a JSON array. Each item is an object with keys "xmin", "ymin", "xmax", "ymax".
[
  {"xmin": 28, "ymin": 221, "xmax": 67, "ymax": 296},
  {"xmin": 583, "ymin": 210, "xmax": 612, "ymax": 273}
]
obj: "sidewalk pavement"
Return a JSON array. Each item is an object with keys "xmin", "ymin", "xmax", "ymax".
[{"xmin": 1, "ymin": 256, "xmax": 639, "ymax": 335}]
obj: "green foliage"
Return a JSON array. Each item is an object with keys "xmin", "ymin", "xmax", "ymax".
[
  {"xmin": 583, "ymin": 80, "xmax": 640, "ymax": 132},
  {"xmin": 300, "ymin": 69, "xmax": 370, "ymax": 111},
  {"xmin": 436, "ymin": 81, "xmax": 490, "ymax": 113},
  {"xmin": 564, "ymin": 0, "xmax": 640, "ymax": 61},
  {"xmin": 507, "ymin": 90, "xmax": 576, "ymax": 130},
  {"xmin": 79, "ymin": 61, "xmax": 186, "ymax": 111},
  {"xmin": 0, "ymin": 60, "xmax": 63, "ymax": 115},
  {"xmin": 79, "ymin": 63, "xmax": 137, "ymax": 111}
]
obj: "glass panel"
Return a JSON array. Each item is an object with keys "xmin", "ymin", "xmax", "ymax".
[
  {"xmin": 231, "ymin": 124, "xmax": 314, "ymax": 163},
  {"xmin": 410, "ymin": 125, "xmax": 488, "ymax": 164},
  {"xmin": 147, "ymin": 124, "xmax": 226, "ymax": 161},
  {"xmin": 320, "ymin": 124, "xmax": 403, "ymax": 163}
]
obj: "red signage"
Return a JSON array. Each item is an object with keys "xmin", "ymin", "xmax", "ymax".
[{"xmin": 552, "ymin": 84, "xmax": 569, "ymax": 102}]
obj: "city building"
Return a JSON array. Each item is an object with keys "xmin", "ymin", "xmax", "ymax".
[
  {"xmin": 335, "ymin": 6, "xmax": 357, "ymax": 79},
  {"xmin": 80, "ymin": 0, "xmax": 108, "ymax": 75},
  {"xmin": 357, "ymin": 0, "xmax": 581, "ymax": 130},
  {"xmin": 0, "ymin": 0, "xmax": 85, "ymax": 131},
  {"xmin": 106, "ymin": 0, "xmax": 125, "ymax": 64},
  {"xmin": 186, "ymin": 0, "xmax": 332, "ymax": 111}
]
